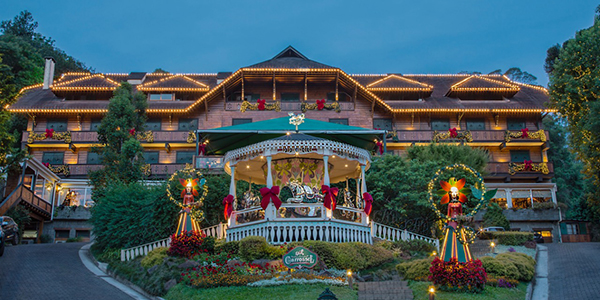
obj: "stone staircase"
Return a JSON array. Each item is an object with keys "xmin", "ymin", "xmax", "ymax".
[{"xmin": 358, "ymin": 275, "xmax": 413, "ymax": 300}]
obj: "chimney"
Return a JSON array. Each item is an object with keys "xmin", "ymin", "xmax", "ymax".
[{"xmin": 43, "ymin": 57, "xmax": 56, "ymax": 89}]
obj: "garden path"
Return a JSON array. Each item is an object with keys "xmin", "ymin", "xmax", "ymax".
[
  {"xmin": 357, "ymin": 275, "xmax": 414, "ymax": 300},
  {"xmin": 547, "ymin": 242, "xmax": 600, "ymax": 300},
  {"xmin": 0, "ymin": 242, "xmax": 136, "ymax": 300}
]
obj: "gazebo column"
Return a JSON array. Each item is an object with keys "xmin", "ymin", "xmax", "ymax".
[
  {"xmin": 360, "ymin": 164, "xmax": 368, "ymax": 225},
  {"xmin": 323, "ymin": 155, "xmax": 332, "ymax": 218},
  {"xmin": 265, "ymin": 156, "xmax": 276, "ymax": 220},
  {"xmin": 228, "ymin": 165, "xmax": 236, "ymax": 226}
]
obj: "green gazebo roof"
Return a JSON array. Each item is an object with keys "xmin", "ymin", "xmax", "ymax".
[{"xmin": 197, "ymin": 117, "xmax": 386, "ymax": 155}]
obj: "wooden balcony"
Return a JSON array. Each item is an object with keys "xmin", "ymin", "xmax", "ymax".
[
  {"xmin": 485, "ymin": 162, "xmax": 554, "ymax": 179},
  {"xmin": 388, "ymin": 130, "xmax": 548, "ymax": 146},
  {"xmin": 67, "ymin": 164, "xmax": 188, "ymax": 177},
  {"xmin": 24, "ymin": 131, "xmax": 195, "ymax": 144}
]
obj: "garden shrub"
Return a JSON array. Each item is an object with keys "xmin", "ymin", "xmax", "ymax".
[
  {"xmin": 392, "ymin": 239, "xmax": 436, "ymax": 255},
  {"xmin": 351, "ymin": 242, "xmax": 394, "ymax": 269},
  {"xmin": 302, "ymin": 241, "xmax": 391, "ymax": 271},
  {"xmin": 396, "ymin": 256, "xmax": 435, "ymax": 280},
  {"xmin": 93, "ymin": 246, "xmax": 121, "ymax": 264},
  {"xmin": 487, "ymin": 276, "xmax": 520, "ymax": 288},
  {"xmin": 141, "ymin": 247, "xmax": 167, "ymax": 268},
  {"xmin": 215, "ymin": 240, "xmax": 240, "ymax": 255},
  {"xmin": 167, "ymin": 231, "xmax": 207, "ymax": 258},
  {"xmin": 532, "ymin": 202, "xmax": 557, "ymax": 210},
  {"xmin": 494, "ymin": 232, "xmax": 534, "ymax": 246},
  {"xmin": 66, "ymin": 237, "xmax": 83, "ymax": 242},
  {"xmin": 482, "ymin": 203, "xmax": 510, "ymax": 230},
  {"xmin": 496, "ymin": 252, "xmax": 536, "ymax": 281},
  {"xmin": 238, "ymin": 236, "xmax": 270, "ymax": 261},
  {"xmin": 429, "ymin": 257, "xmax": 487, "ymax": 293},
  {"xmin": 108, "ymin": 257, "xmax": 183, "ymax": 295},
  {"xmin": 480, "ymin": 256, "xmax": 520, "ymax": 281}
]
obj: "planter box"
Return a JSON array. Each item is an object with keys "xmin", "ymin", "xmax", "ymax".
[
  {"xmin": 53, "ymin": 206, "xmax": 92, "ymax": 220},
  {"xmin": 474, "ymin": 208, "xmax": 563, "ymax": 222}
]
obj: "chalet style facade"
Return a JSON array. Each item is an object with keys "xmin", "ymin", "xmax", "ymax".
[{"xmin": 1, "ymin": 47, "xmax": 561, "ymax": 243}]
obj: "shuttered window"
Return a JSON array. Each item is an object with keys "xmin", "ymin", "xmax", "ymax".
[
  {"xmin": 146, "ymin": 119, "xmax": 162, "ymax": 131},
  {"xmin": 42, "ymin": 152, "xmax": 64, "ymax": 165},
  {"xmin": 178, "ymin": 119, "xmax": 198, "ymax": 131},
  {"xmin": 90, "ymin": 119, "xmax": 102, "ymax": 131},
  {"xmin": 47, "ymin": 119, "xmax": 68, "ymax": 131},
  {"xmin": 176, "ymin": 151, "xmax": 195, "ymax": 164},
  {"xmin": 510, "ymin": 150, "xmax": 531, "ymax": 162},
  {"xmin": 507, "ymin": 119, "xmax": 526, "ymax": 130},
  {"xmin": 466, "ymin": 119, "xmax": 486, "ymax": 130},
  {"xmin": 431, "ymin": 119, "xmax": 450, "ymax": 131},
  {"xmin": 280, "ymin": 93, "xmax": 299, "ymax": 101},
  {"xmin": 87, "ymin": 152, "xmax": 101, "ymax": 164},
  {"xmin": 232, "ymin": 119, "xmax": 252, "ymax": 126},
  {"xmin": 329, "ymin": 118, "xmax": 349, "ymax": 125},
  {"xmin": 143, "ymin": 151, "xmax": 160, "ymax": 164},
  {"xmin": 373, "ymin": 118, "xmax": 393, "ymax": 130}
]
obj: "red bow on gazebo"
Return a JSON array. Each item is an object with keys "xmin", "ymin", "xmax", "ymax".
[
  {"xmin": 524, "ymin": 160, "xmax": 533, "ymax": 171},
  {"xmin": 45, "ymin": 128, "xmax": 54, "ymax": 138},
  {"xmin": 363, "ymin": 192, "xmax": 373, "ymax": 216},
  {"xmin": 179, "ymin": 178, "xmax": 200, "ymax": 198},
  {"xmin": 223, "ymin": 194, "xmax": 234, "ymax": 219},
  {"xmin": 260, "ymin": 186, "xmax": 281, "ymax": 210},
  {"xmin": 375, "ymin": 141, "xmax": 384, "ymax": 155},
  {"xmin": 316, "ymin": 99, "xmax": 326, "ymax": 110},
  {"xmin": 448, "ymin": 127, "xmax": 458, "ymax": 138},
  {"xmin": 129, "ymin": 128, "xmax": 136, "ymax": 136},
  {"xmin": 198, "ymin": 144, "xmax": 206, "ymax": 156},
  {"xmin": 321, "ymin": 185, "xmax": 338, "ymax": 211},
  {"xmin": 521, "ymin": 128, "xmax": 529, "ymax": 138},
  {"xmin": 257, "ymin": 99, "xmax": 266, "ymax": 111}
]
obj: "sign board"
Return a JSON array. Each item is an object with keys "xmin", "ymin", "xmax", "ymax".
[{"xmin": 283, "ymin": 246, "xmax": 319, "ymax": 269}]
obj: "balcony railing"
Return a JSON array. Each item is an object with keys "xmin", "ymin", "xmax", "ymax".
[
  {"xmin": 24, "ymin": 130, "xmax": 196, "ymax": 144},
  {"xmin": 389, "ymin": 130, "xmax": 548, "ymax": 144},
  {"xmin": 486, "ymin": 162, "xmax": 554, "ymax": 177},
  {"xmin": 68, "ymin": 164, "xmax": 189, "ymax": 176}
]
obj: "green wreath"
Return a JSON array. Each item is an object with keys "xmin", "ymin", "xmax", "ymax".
[{"xmin": 167, "ymin": 166, "xmax": 209, "ymax": 223}]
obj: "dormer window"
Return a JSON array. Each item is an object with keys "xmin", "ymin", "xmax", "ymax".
[{"xmin": 149, "ymin": 93, "xmax": 173, "ymax": 101}]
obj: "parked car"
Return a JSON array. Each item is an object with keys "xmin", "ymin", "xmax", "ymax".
[
  {"xmin": 0, "ymin": 226, "xmax": 5, "ymax": 256},
  {"xmin": 482, "ymin": 227, "xmax": 506, "ymax": 232},
  {"xmin": 0, "ymin": 216, "xmax": 19, "ymax": 245}
]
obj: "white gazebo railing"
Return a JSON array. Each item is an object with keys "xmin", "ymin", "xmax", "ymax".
[{"xmin": 371, "ymin": 222, "xmax": 439, "ymax": 250}]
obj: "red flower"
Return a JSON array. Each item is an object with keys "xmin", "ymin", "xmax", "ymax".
[
  {"xmin": 129, "ymin": 128, "xmax": 135, "ymax": 136},
  {"xmin": 448, "ymin": 127, "xmax": 458, "ymax": 138},
  {"xmin": 316, "ymin": 99, "xmax": 325, "ymax": 110},
  {"xmin": 257, "ymin": 99, "xmax": 266, "ymax": 111}
]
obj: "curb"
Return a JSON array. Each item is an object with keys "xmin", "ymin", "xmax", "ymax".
[
  {"xmin": 79, "ymin": 243, "xmax": 164, "ymax": 300},
  {"xmin": 526, "ymin": 244, "xmax": 548, "ymax": 300}
]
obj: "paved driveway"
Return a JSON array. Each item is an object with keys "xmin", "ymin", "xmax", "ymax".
[
  {"xmin": 547, "ymin": 242, "xmax": 600, "ymax": 300},
  {"xmin": 0, "ymin": 242, "xmax": 135, "ymax": 300}
]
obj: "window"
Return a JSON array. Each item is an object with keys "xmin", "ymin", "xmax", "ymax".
[
  {"xmin": 507, "ymin": 119, "xmax": 526, "ymax": 130},
  {"xmin": 76, "ymin": 230, "xmax": 91, "ymax": 238},
  {"xmin": 466, "ymin": 119, "xmax": 486, "ymax": 130},
  {"xmin": 55, "ymin": 230, "xmax": 70, "ymax": 239},
  {"xmin": 373, "ymin": 118, "xmax": 393, "ymax": 131},
  {"xmin": 87, "ymin": 152, "xmax": 102, "ymax": 164},
  {"xmin": 532, "ymin": 190, "xmax": 552, "ymax": 204},
  {"xmin": 47, "ymin": 119, "xmax": 68, "ymax": 131},
  {"xmin": 90, "ymin": 119, "xmax": 102, "ymax": 131},
  {"xmin": 510, "ymin": 150, "xmax": 530, "ymax": 162},
  {"xmin": 232, "ymin": 119, "xmax": 252, "ymax": 126},
  {"xmin": 146, "ymin": 119, "xmax": 162, "ymax": 131},
  {"xmin": 490, "ymin": 190, "xmax": 508, "ymax": 209},
  {"xmin": 143, "ymin": 151, "xmax": 160, "ymax": 164},
  {"xmin": 329, "ymin": 118, "xmax": 349, "ymax": 125},
  {"xmin": 176, "ymin": 151, "xmax": 195, "ymax": 164},
  {"xmin": 511, "ymin": 190, "xmax": 532, "ymax": 209},
  {"xmin": 178, "ymin": 118, "xmax": 198, "ymax": 131},
  {"xmin": 431, "ymin": 119, "xmax": 450, "ymax": 131},
  {"xmin": 42, "ymin": 152, "xmax": 64, "ymax": 165},
  {"xmin": 244, "ymin": 94, "xmax": 260, "ymax": 101},
  {"xmin": 280, "ymin": 93, "xmax": 299, "ymax": 101},
  {"xmin": 149, "ymin": 94, "xmax": 173, "ymax": 100},
  {"xmin": 327, "ymin": 92, "xmax": 348, "ymax": 101}
]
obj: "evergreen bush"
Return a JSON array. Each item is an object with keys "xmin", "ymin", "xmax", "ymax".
[
  {"xmin": 396, "ymin": 256, "xmax": 435, "ymax": 280},
  {"xmin": 141, "ymin": 247, "xmax": 167, "ymax": 268},
  {"xmin": 238, "ymin": 236, "xmax": 270, "ymax": 262},
  {"xmin": 496, "ymin": 252, "xmax": 536, "ymax": 281},
  {"xmin": 482, "ymin": 203, "xmax": 510, "ymax": 230},
  {"xmin": 480, "ymin": 256, "xmax": 520, "ymax": 281}
]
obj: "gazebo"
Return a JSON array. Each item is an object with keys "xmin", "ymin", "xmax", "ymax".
[{"xmin": 196, "ymin": 115, "xmax": 386, "ymax": 244}]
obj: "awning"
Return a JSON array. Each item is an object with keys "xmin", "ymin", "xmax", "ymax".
[{"xmin": 196, "ymin": 117, "xmax": 386, "ymax": 155}]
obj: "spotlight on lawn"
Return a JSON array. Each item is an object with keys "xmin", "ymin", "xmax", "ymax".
[{"xmin": 428, "ymin": 286, "xmax": 435, "ymax": 300}]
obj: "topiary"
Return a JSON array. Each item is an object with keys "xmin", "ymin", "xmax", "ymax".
[
  {"xmin": 238, "ymin": 236, "xmax": 269, "ymax": 262},
  {"xmin": 141, "ymin": 247, "xmax": 168, "ymax": 268},
  {"xmin": 482, "ymin": 202, "xmax": 510, "ymax": 230},
  {"xmin": 215, "ymin": 240, "xmax": 240, "ymax": 255},
  {"xmin": 480, "ymin": 256, "xmax": 520, "ymax": 281}
]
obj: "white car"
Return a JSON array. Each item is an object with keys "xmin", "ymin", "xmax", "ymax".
[{"xmin": 482, "ymin": 227, "xmax": 506, "ymax": 232}]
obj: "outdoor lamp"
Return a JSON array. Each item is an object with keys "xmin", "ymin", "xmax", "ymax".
[
  {"xmin": 347, "ymin": 270, "xmax": 353, "ymax": 288},
  {"xmin": 490, "ymin": 241, "xmax": 496, "ymax": 254},
  {"xmin": 431, "ymin": 251, "xmax": 437, "ymax": 257},
  {"xmin": 428, "ymin": 286, "xmax": 435, "ymax": 300}
]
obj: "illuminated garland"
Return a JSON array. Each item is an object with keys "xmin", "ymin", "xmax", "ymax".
[
  {"xmin": 166, "ymin": 165, "xmax": 209, "ymax": 223},
  {"xmin": 301, "ymin": 101, "xmax": 341, "ymax": 113},
  {"xmin": 135, "ymin": 131, "xmax": 154, "ymax": 143},
  {"xmin": 142, "ymin": 164, "xmax": 152, "ymax": 176},
  {"xmin": 187, "ymin": 131, "xmax": 196, "ymax": 143},
  {"xmin": 508, "ymin": 162, "xmax": 549, "ymax": 175},
  {"xmin": 240, "ymin": 100, "xmax": 281, "ymax": 112},
  {"xmin": 27, "ymin": 131, "xmax": 72, "ymax": 144},
  {"xmin": 504, "ymin": 130, "xmax": 547, "ymax": 142},
  {"xmin": 432, "ymin": 130, "xmax": 473, "ymax": 143},
  {"xmin": 49, "ymin": 164, "xmax": 70, "ymax": 176}
]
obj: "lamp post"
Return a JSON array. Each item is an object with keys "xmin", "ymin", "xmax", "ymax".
[
  {"xmin": 428, "ymin": 286, "xmax": 435, "ymax": 300},
  {"xmin": 347, "ymin": 269, "xmax": 353, "ymax": 288},
  {"xmin": 490, "ymin": 241, "xmax": 496, "ymax": 254}
]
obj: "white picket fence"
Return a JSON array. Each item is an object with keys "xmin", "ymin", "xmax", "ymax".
[
  {"xmin": 120, "ymin": 223, "xmax": 227, "ymax": 261},
  {"xmin": 371, "ymin": 222, "xmax": 439, "ymax": 250}
]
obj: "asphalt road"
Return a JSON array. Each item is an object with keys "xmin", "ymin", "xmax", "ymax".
[
  {"xmin": 547, "ymin": 242, "xmax": 600, "ymax": 300},
  {"xmin": 0, "ymin": 242, "xmax": 135, "ymax": 300}
]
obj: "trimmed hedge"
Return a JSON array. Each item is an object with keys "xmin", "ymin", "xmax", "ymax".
[
  {"xmin": 396, "ymin": 256, "xmax": 435, "ymax": 280},
  {"xmin": 238, "ymin": 236, "xmax": 285, "ymax": 261},
  {"xmin": 302, "ymin": 240, "xmax": 394, "ymax": 271},
  {"xmin": 480, "ymin": 252, "xmax": 536, "ymax": 281},
  {"xmin": 141, "ymin": 247, "xmax": 167, "ymax": 268},
  {"xmin": 478, "ymin": 232, "xmax": 534, "ymax": 245}
]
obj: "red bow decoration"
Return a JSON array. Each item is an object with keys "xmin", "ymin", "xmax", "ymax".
[
  {"xmin": 375, "ymin": 141, "xmax": 384, "ymax": 155},
  {"xmin": 521, "ymin": 128, "xmax": 529, "ymax": 138},
  {"xmin": 45, "ymin": 128, "xmax": 54, "ymax": 138},
  {"xmin": 448, "ymin": 127, "xmax": 458, "ymax": 138},
  {"xmin": 260, "ymin": 186, "xmax": 281, "ymax": 210},
  {"xmin": 257, "ymin": 99, "xmax": 266, "ymax": 111},
  {"xmin": 198, "ymin": 144, "xmax": 206, "ymax": 156},
  {"xmin": 363, "ymin": 192, "xmax": 373, "ymax": 216},
  {"xmin": 180, "ymin": 178, "xmax": 200, "ymax": 198},
  {"xmin": 524, "ymin": 160, "xmax": 533, "ymax": 171},
  {"xmin": 321, "ymin": 185, "xmax": 339, "ymax": 211},
  {"xmin": 129, "ymin": 128, "xmax": 136, "ymax": 136},
  {"xmin": 43, "ymin": 162, "xmax": 50, "ymax": 168},
  {"xmin": 316, "ymin": 99, "xmax": 326, "ymax": 110},
  {"xmin": 223, "ymin": 194, "xmax": 234, "ymax": 220}
]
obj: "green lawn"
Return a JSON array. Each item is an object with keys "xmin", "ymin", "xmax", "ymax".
[
  {"xmin": 410, "ymin": 281, "xmax": 528, "ymax": 300},
  {"xmin": 165, "ymin": 283, "xmax": 358, "ymax": 300}
]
